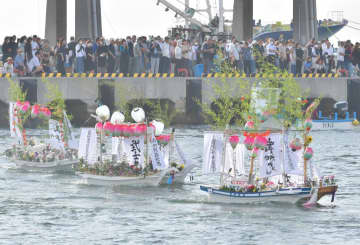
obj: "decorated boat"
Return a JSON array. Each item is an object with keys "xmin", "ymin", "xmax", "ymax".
[
  {"xmin": 5, "ymin": 101, "xmax": 78, "ymax": 171},
  {"xmin": 200, "ymin": 85, "xmax": 338, "ymax": 205},
  {"xmin": 75, "ymin": 105, "xmax": 195, "ymax": 187},
  {"xmin": 5, "ymin": 80, "xmax": 78, "ymax": 172}
]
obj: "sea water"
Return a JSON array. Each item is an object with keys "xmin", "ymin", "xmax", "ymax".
[{"xmin": 0, "ymin": 128, "xmax": 359, "ymax": 244}]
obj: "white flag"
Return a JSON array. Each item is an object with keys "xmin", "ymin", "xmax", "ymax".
[
  {"xmin": 78, "ymin": 128, "xmax": 98, "ymax": 164},
  {"xmin": 9, "ymin": 102, "xmax": 23, "ymax": 144},
  {"xmin": 224, "ymin": 143, "xmax": 245, "ymax": 176},
  {"xmin": 259, "ymin": 133, "xmax": 283, "ymax": 178},
  {"xmin": 63, "ymin": 111, "xmax": 78, "ymax": 149},
  {"xmin": 48, "ymin": 119, "xmax": 65, "ymax": 151},
  {"xmin": 203, "ymin": 132, "xmax": 224, "ymax": 174},
  {"xmin": 124, "ymin": 136, "xmax": 145, "ymax": 168},
  {"xmin": 283, "ymin": 132, "xmax": 302, "ymax": 175},
  {"xmin": 149, "ymin": 131, "xmax": 166, "ymax": 170}
]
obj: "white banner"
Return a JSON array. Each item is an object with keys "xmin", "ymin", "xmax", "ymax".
[
  {"xmin": 63, "ymin": 112, "xmax": 78, "ymax": 149},
  {"xmin": 224, "ymin": 143, "xmax": 245, "ymax": 176},
  {"xmin": 149, "ymin": 132, "xmax": 166, "ymax": 170},
  {"xmin": 9, "ymin": 102, "xmax": 23, "ymax": 144},
  {"xmin": 78, "ymin": 128, "xmax": 98, "ymax": 164},
  {"xmin": 259, "ymin": 133, "xmax": 283, "ymax": 178},
  {"xmin": 124, "ymin": 136, "xmax": 145, "ymax": 168},
  {"xmin": 175, "ymin": 139, "xmax": 193, "ymax": 167},
  {"xmin": 203, "ymin": 133, "xmax": 224, "ymax": 174},
  {"xmin": 159, "ymin": 143, "xmax": 170, "ymax": 168},
  {"xmin": 283, "ymin": 132, "xmax": 302, "ymax": 175},
  {"xmin": 48, "ymin": 119, "xmax": 65, "ymax": 151}
]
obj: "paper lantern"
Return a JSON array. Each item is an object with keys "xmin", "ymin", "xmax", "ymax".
[
  {"xmin": 229, "ymin": 135, "xmax": 240, "ymax": 150},
  {"xmin": 113, "ymin": 124, "xmax": 122, "ymax": 137},
  {"xmin": 151, "ymin": 120, "xmax": 164, "ymax": 136},
  {"xmin": 20, "ymin": 101, "xmax": 30, "ymax": 113},
  {"xmin": 244, "ymin": 121, "xmax": 254, "ymax": 131},
  {"xmin": 289, "ymin": 138, "xmax": 302, "ymax": 152},
  {"xmin": 131, "ymin": 107, "xmax": 145, "ymax": 123},
  {"xmin": 260, "ymin": 111, "xmax": 271, "ymax": 123},
  {"xmin": 305, "ymin": 119, "xmax": 312, "ymax": 131},
  {"xmin": 254, "ymin": 135, "xmax": 267, "ymax": 150},
  {"xmin": 156, "ymin": 135, "xmax": 171, "ymax": 146},
  {"xmin": 110, "ymin": 111, "xmax": 125, "ymax": 124},
  {"xmin": 96, "ymin": 105, "xmax": 110, "ymax": 121},
  {"xmin": 304, "ymin": 147, "xmax": 313, "ymax": 160},
  {"xmin": 95, "ymin": 122, "xmax": 103, "ymax": 133},
  {"xmin": 251, "ymin": 148, "xmax": 259, "ymax": 158},
  {"xmin": 31, "ymin": 104, "xmax": 40, "ymax": 118},
  {"xmin": 40, "ymin": 107, "xmax": 51, "ymax": 118},
  {"xmin": 244, "ymin": 136, "xmax": 254, "ymax": 150},
  {"xmin": 103, "ymin": 122, "xmax": 114, "ymax": 136},
  {"xmin": 134, "ymin": 124, "xmax": 147, "ymax": 136}
]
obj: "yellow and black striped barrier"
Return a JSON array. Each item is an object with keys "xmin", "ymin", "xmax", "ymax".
[
  {"xmin": 203, "ymin": 73, "xmax": 340, "ymax": 78},
  {"xmin": 0, "ymin": 72, "xmax": 340, "ymax": 78},
  {"xmin": 40, "ymin": 73, "xmax": 176, "ymax": 78}
]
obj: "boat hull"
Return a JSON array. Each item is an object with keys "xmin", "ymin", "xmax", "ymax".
[
  {"xmin": 158, "ymin": 164, "xmax": 196, "ymax": 185},
  {"xmin": 254, "ymin": 24, "xmax": 346, "ymax": 41},
  {"xmin": 76, "ymin": 172, "xmax": 164, "ymax": 187},
  {"xmin": 200, "ymin": 185, "xmax": 312, "ymax": 204},
  {"xmin": 13, "ymin": 159, "xmax": 78, "ymax": 172},
  {"xmin": 312, "ymin": 120, "xmax": 359, "ymax": 131}
]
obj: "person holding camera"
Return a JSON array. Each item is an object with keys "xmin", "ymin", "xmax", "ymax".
[{"xmin": 75, "ymin": 39, "xmax": 86, "ymax": 73}]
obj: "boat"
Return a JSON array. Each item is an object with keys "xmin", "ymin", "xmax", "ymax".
[
  {"xmin": 157, "ymin": 1, "xmax": 346, "ymax": 42},
  {"xmin": 199, "ymin": 86, "xmax": 338, "ymax": 205},
  {"xmin": 311, "ymin": 101, "xmax": 360, "ymax": 130},
  {"xmin": 5, "ymin": 101, "xmax": 78, "ymax": 172},
  {"xmin": 75, "ymin": 106, "xmax": 195, "ymax": 187},
  {"xmin": 253, "ymin": 20, "xmax": 347, "ymax": 41}
]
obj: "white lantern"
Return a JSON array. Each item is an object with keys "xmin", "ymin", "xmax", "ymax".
[
  {"xmin": 96, "ymin": 105, "xmax": 110, "ymax": 122},
  {"xmin": 131, "ymin": 107, "xmax": 145, "ymax": 123},
  {"xmin": 151, "ymin": 120, "xmax": 164, "ymax": 136},
  {"xmin": 110, "ymin": 111, "xmax": 125, "ymax": 124}
]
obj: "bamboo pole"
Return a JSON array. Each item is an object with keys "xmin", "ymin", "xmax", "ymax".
[
  {"xmin": 248, "ymin": 156, "xmax": 255, "ymax": 184},
  {"xmin": 304, "ymin": 158, "xmax": 307, "ymax": 185}
]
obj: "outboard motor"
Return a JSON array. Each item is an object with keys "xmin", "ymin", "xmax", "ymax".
[{"xmin": 334, "ymin": 101, "xmax": 348, "ymax": 119}]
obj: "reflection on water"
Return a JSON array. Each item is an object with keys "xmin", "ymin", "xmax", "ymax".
[{"xmin": 0, "ymin": 128, "xmax": 359, "ymax": 244}]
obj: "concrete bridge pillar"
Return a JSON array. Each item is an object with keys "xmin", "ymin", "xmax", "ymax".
[
  {"xmin": 293, "ymin": 0, "xmax": 318, "ymax": 45},
  {"xmin": 45, "ymin": 0, "xmax": 67, "ymax": 46},
  {"xmin": 75, "ymin": 0, "xmax": 102, "ymax": 41},
  {"xmin": 232, "ymin": 0, "xmax": 253, "ymax": 41}
]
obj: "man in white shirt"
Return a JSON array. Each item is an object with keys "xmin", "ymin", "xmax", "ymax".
[
  {"xmin": 27, "ymin": 51, "xmax": 43, "ymax": 76},
  {"xmin": 266, "ymin": 39, "xmax": 277, "ymax": 64},
  {"xmin": 160, "ymin": 37, "xmax": 171, "ymax": 73},
  {"xmin": 75, "ymin": 39, "xmax": 86, "ymax": 73},
  {"xmin": 337, "ymin": 41, "xmax": 345, "ymax": 71}
]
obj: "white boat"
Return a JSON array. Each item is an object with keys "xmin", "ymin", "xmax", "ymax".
[
  {"xmin": 200, "ymin": 185, "xmax": 312, "ymax": 204},
  {"xmin": 13, "ymin": 159, "xmax": 78, "ymax": 172},
  {"xmin": 75, "ymin": 171, "xmax": 164, "ymax": 187},
  {"xmin": 200, "ymin": 130, "xmax": 337, "ymax": 204},
  {"xmin": 75, "ymin": 107, "xmax": 195, "ymax": 187},
  {"xmin": 6, "ymin": 102, "xmax": 78, "ymax": 172}
]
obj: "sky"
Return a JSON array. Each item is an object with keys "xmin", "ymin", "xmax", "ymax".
[{"xmin": 1, "ymin": 0, "xmax": 360, "ymax": 43}]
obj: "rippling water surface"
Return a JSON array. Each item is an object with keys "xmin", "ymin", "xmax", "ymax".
[{"xmin": 0, "ymin": 128, "xmax": 359, "ymax": 244}]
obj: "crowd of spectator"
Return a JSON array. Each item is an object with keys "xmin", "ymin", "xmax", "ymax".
[{"xmin": 1, "ymin": 34, "xmax": 360, "ymax": 77}]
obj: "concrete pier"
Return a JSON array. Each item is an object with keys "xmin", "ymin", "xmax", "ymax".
[
  {"xmin": 0, "ymin": 76, "xmax": 351, "ymax": 126},
  {"xmin": 45, "ymin": 0, "xmax": 67, "ymax": 46},
  {"xmin": 293, "ymin": 0, "xmax": 318, "ymax": 44},
  {"xmin": 75, "ymin": 0, "xmax": 102, "ymax": 40},
  {"xmin": 232, "ymin": 0, "xmax": 253, "ymax": 41}
]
